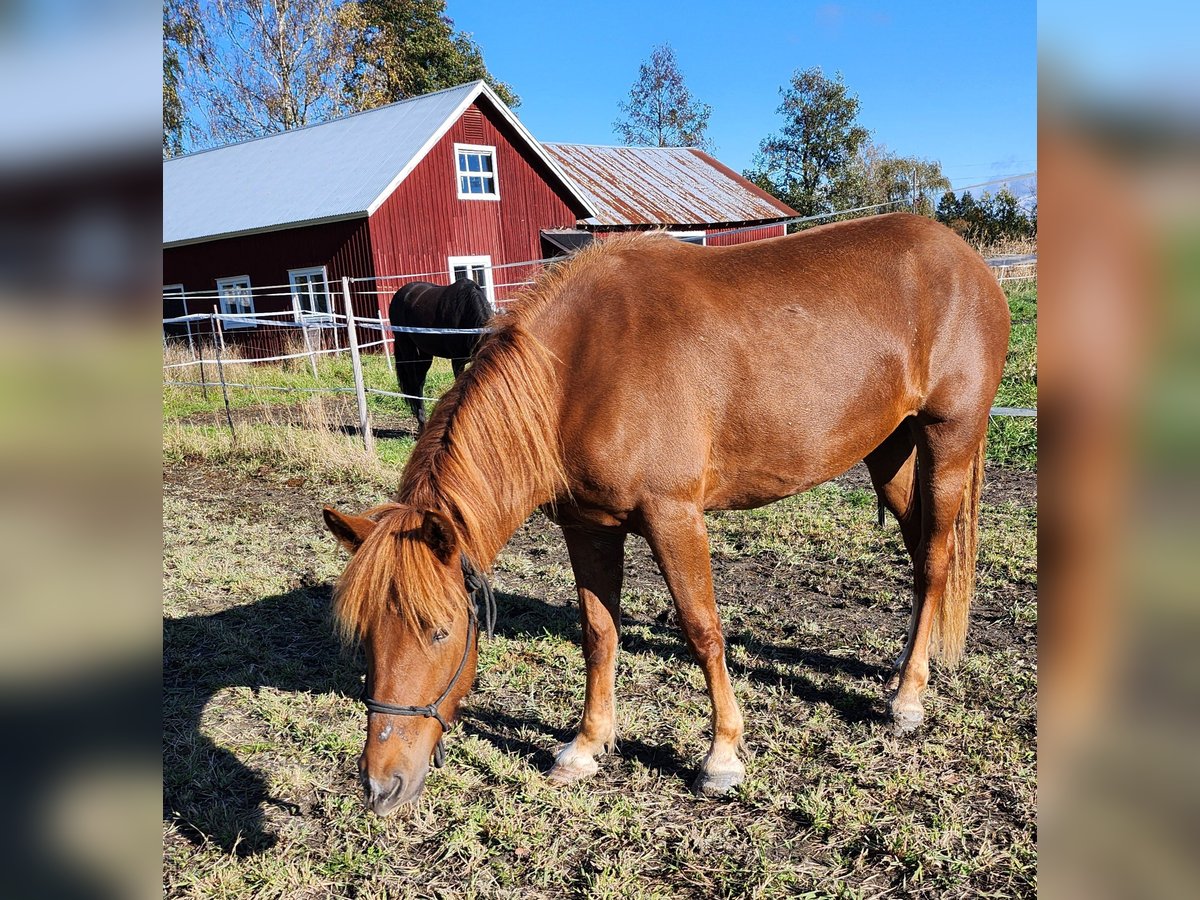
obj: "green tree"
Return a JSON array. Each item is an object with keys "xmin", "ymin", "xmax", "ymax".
[
  {"xmin": 744, "ymin": 67, "xmax": 870, "ymax": 219},
  {"xmin": 163, "ymin": 0, "xmax": 201, "ymax": 157},
  {"xmin": 613, "ymin": 43, "xmax": 712, "ymax": 149},
  {"xmin": 340, "ymin": 0, "xmax": 519, "ymax": 110},
  {"xmin": 935, "ymin": 187, "xmax": 1036, "ymax": 243}
]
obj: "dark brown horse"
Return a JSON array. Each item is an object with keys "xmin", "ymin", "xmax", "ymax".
[
  {"xmin": 388, "ymin": 277, "xmax": 492, "ymax": 431},
  {"xmin": 324, "ymin": 214, "xmax": 1010, "ymax": 815}
]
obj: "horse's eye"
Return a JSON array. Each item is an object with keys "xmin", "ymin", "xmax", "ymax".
[{"xmin": 432, "ymin": 628, "xmax": 450, "ymax": 644}]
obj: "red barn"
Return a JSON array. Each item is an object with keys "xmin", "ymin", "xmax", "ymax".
[{"xmin": 163, "ymin": 81, "xmax": 797, "ymax": 343}]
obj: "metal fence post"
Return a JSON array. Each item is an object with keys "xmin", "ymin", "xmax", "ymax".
[
  {"xmin": 343, "ymin": 277, "xmax": 375, "ymax": 455},
  {"xmin": 379, "ymin": 311, "xmax": 392, "ymax": 373},
  {"xmin": 212, "ymin": 306, "xmax": 236, "ymax": 445},
  {"xmin": 197, "ymin": 315, "xmax": 210, "ymax": 401},
  {"xmin": 293, "ymin": 296, "xmax": 319, "ymax": 379}
]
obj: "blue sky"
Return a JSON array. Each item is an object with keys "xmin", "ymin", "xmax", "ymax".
[{"xmin": 451, "ymin": 0, "xmax": 1036, "ymax": 190}]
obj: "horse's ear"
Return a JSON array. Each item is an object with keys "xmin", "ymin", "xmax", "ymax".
[
  {"xmin": 323, "ymin": 506, "xmax": 377, "ymax": 553},
  {"xmin": 419, "ymin": 510, "xmax": 458, "ymax": 565}
]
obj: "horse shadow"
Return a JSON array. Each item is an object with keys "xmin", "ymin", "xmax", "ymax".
[{"xmin": 164, "ymin": 582, "xmax": 884, "ymax": 854}]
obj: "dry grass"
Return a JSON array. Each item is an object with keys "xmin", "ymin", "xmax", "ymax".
[
  {"xmin": 971, "ymin": 236, "xmax": 1037, "ymax": 259},
  {"xmin": 163, "ymin": 395, "xmax": 397, "ymax": 487}
]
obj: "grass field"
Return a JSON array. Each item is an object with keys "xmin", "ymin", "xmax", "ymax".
[{"xmin": 163, "ymin": 280, "xmax": 1037, "ymax": 898}]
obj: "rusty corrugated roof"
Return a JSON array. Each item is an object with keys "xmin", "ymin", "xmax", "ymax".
[{"xmin": 542, "ymin": 143, "xmax": 797, "ymax": 227}]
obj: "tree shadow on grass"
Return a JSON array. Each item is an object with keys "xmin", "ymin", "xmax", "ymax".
[{"xmin": 163, "ymin": 582, "xmax": 360, "ymax": 856}]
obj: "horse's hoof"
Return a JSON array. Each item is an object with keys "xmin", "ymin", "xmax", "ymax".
[
  {"xmin": 889, "ymin": 703, "xmax": 924, "ymax": 736},
  {"xmin": 691, "ymin": 759, "xmax": 745, "ymax": 798},
  {"xmin": 692, "ymin": 769, "xmax": 744, "ymax": 798},
  {"xmin": 547, "ymin": 743, "xmax": 600, "ymax": 785}
]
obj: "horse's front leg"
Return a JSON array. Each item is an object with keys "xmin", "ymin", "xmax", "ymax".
[
  {"xmin": 641, "ymin": 501, "xmax": 745, "ymax": 797},
  {"xmin": 549, "ymin": 527, "xmax": 625, "ymax": 785}
]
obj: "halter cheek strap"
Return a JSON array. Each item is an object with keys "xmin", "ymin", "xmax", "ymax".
[{"xmin": 360, "ymin": 555, "xmax": 496, "ymax": 768}]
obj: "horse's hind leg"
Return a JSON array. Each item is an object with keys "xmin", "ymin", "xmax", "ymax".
[
  {"xmin": 549, "ymin": 527, "xmax": 626, "ymax": 785},
  {"xmin": 863, "ymin": 420, "xmax": 923, "ymax": 690},
  {"xmin": 889, "ymin": 413, "xmax": 988, "ymax": 735},
  {"xmin": 640, "ymin": 501, "xmax": 745, "ymax": 797}
]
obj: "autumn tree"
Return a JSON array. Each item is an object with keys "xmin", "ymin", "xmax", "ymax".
[
  {"xmin": 745, "ymin": 67, "xmax": 869, "ymax": 219},
  {"xmin": 340, "ymin": 0, "xmax": 519, "ymax": 110},
  {"xmin": 613, "ymin": 44, "xmax": 712, "ymax": 149},
  {"xmin": 184, "ymin": 0, "xmax": 353, "ymax": 148},
  {"xmin": 831, "ymin": 142, "xmax": 951, "ymax": 218}
]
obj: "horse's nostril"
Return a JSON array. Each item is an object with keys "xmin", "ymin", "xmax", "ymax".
[{"xmin": 366, "ymin": 773, "xmax": 405, "ymax": 805}]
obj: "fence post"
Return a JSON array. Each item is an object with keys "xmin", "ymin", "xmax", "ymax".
[
  {"xmin": 182, "ymin": 293, "xmax": 195, "ymax": 355},
  {"xmin": 293, "ymin": 296, "xmax": 319, "ymax": 379},
  {"xmin": 379, "ymin": 311, "xmax": 392, "ymax": 373},
  {"xmin": 212, "ymin": 306, "xmax": 237, "ymax": 445},
  {"xmin": 197, "ymin": 316, "xmax": 210, "ymax": 401},
  {"xmin": 342, "ymin": 277, "xmax": 375, "ymax": 455}
]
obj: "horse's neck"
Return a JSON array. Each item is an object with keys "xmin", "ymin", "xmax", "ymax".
[{"xmin": 463, "ymin": 288, "xmax": 491, "ymax": 327}]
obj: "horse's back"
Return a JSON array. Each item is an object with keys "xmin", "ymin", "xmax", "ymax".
[
  {"xmin": 389, "ymin": 280, "xmax": 490, "ymax": 359},
  {"xmin": 546, "ymin": 215, "xmax": 1009, "ymax": 512}
]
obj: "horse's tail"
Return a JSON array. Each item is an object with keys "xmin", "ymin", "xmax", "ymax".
[{"xmin": 932, "ymin": 434, "xmax": 986, "ymax": 667}]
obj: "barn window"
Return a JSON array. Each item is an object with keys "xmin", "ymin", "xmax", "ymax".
[
  {"xmin": 288, "ymin": 266, "xmax": 331, "ymax": 320},
  {"xmin": 454, "ymin": 144, "xmax": 499, "ymax": 200},
  {"xmin": 216, "ymin": 275, "xmax": 255, "ymax": 328},
  {"xmin": 447, "ymin": 254, "xmax": 495, "ymax": 303}
]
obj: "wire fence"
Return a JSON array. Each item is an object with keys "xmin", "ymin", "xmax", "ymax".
[{"xmin": 164, "ymin": 269, "xmax": 1037, "ymax": 458}]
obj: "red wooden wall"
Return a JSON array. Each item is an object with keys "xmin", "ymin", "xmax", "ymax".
[
  {"xmin": 163, "ymin": 216, "xmax": 375, "ymax": 316},
  {"xmin": 366, "ymin": 99, "xmax": 587, "ymax": 313},
  {"xmin": 705, "ymin": 223, "xmax": 787, "ymax": 246}
]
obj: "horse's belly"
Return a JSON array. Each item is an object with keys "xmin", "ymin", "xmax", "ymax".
[{"xmin": 702, "ymin": 396, "xmax": 911, "ymax": 511}]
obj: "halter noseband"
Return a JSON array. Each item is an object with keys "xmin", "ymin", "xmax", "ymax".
[{"xmin": 360, "ymin": 555, "xmax": 496, "ymax": 768}]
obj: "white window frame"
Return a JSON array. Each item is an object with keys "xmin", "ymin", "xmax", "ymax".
[
  {"xmin": 216, "ymin": 275, "xmax": 255, "ymax": 328},
  {"xmin": 163, "ymin": 283, "xmax": 186, "ymax": 311},
  {"xmin": 670, "ymin": 230, "xmax": 707, "ymax": 245},
  {"xmin": 288, "ymin": 266, "xmax": 332, "ymax": 321},
  {"xmin": 447, "ymin": 254, "xmax": 496, "ymax": 304},
  {"xmin": 454, "ymin": 143, "xmax": 500, "ymax": 201}
]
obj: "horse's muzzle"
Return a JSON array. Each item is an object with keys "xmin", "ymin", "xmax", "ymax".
[{"xmin": 363, "ymin": 770, "xmax": 426, "ymax": 816}]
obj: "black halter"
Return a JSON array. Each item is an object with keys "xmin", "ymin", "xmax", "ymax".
[{"xmin": 360, "ymin": 556, "xmax": 496, "ymax": 768}]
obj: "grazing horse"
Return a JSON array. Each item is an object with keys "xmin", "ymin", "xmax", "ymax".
[
  {"xmin": 324, "ymin": 214, "xmax": 1010, "ymax": 815},
  {"xmin": 388, "ymin": 278, "xmax": 492, "ymax": 431}
]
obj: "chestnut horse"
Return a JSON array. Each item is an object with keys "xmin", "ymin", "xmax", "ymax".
[{"xmin": 324, "ymin": 214, "xmax": 1010, "ymax": 815}]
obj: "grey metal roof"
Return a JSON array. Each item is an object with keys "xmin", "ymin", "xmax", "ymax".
[
  {"xmin": 541, "ymin": 143, "xmax": 797, "ymax": 227},
  {"xmin": 164, "ymin": 82, "xmax": 590, "ymax": 246}
]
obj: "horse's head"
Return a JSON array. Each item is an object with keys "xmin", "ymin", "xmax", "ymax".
[{"xmin": 323, "ymin": 504, "xmax": 480, "ymax": 816}]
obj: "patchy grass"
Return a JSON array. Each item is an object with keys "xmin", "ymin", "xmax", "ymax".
[
  {"xmin": 164, "ymin": 460, "xmax": 1036, "ymax": 899},
  {"xmin": 163, "ymin": 342, "xmax": 455, "ymax": 423}
]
